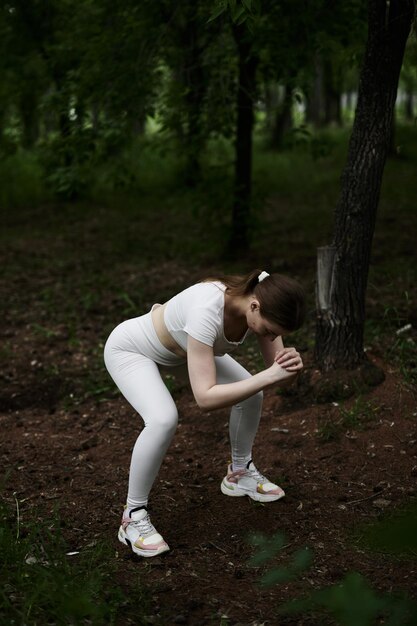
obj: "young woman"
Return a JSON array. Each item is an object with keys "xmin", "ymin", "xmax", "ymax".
[{"xmin": 104, "ymin": 269, "xmax": 305, "ymax": 558}]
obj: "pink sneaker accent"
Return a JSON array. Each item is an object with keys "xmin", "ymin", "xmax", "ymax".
[
  {"xmin": 221, "ymin": 461, "xmax": 285, "ymax": 502},
  {"xmin": 118, "ymin": 507, "xmax": 169, "ymax": 557}
]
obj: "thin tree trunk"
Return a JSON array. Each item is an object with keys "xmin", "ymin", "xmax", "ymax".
[
  {"xmin": 228, "ymin": 24, "xmax": 258, "ymax": 257},
  {"xmin": 183, "ymin": 48, "xmax": 206, "ymax": 187},
  {"xmin": 405, "ymin": 88, "xmax": 414, "ymax": 120},
  {"xmin": 264, "ymin": 82, "xmax": 280, "ymax": 132},
  {"xmin": 20, "ymin": 90, "xmax": 40, "ymax": 148},
  {"xmin": 323, "ymin": 59, "xmax": 342, "ymax": 126},
  {"xmin": 315, "ymin": 0, "xmax": 414, "ymax": 371},
  {"xmin": 270, "ymin": 84, "xmax": 293, "ymax": 149},
  {"xmin": 306, "ymin": 55, "xmax": 325, "ymax": 127}
]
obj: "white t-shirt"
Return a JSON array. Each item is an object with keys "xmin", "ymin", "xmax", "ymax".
[{"xmin": 164, "ymin": 281, "xmax": 250, "ymax": 356}]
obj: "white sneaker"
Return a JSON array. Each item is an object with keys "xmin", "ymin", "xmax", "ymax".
[
  {"xmin": 221, "ymin": 460, "xmax": 285, "ymax": 502},
  {"xmin": 118, "ymin": 506, "xmax": 169, "ymax": 557}
]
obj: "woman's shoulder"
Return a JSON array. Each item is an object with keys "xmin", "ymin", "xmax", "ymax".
[
  {"xmin": 194, "ymin": 281, "xmax": 225, "ymax": 302},
  {"xmin": 183, "ymin": 282, "xmax": 224, "ymax": 315},
  {"xmin": 193, "ymin": 280, "xmax": 225, "ymax": 292}
]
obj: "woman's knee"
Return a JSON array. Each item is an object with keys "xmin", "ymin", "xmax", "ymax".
[{"xmin": 145, "ymin": 407, "xmax": 179, "ymax": 434}]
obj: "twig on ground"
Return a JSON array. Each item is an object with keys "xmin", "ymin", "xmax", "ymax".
[{"xmin": 346, "ymin": 487, "xmax": 389, "ymax": 506}]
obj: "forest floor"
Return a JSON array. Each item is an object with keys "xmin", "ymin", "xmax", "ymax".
[
  {"xmin": 1, "ymin": 344, "xmax": 417, "ymax": 626},
  {"xmin": 1, "ymin": 211, "xmax": 417, "ymax": 625}
]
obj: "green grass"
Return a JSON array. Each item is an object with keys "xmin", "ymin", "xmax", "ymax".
[
  {"xmin": 0, "ymin": 495, "xmax": 148, "ymax": 625},
  {"xmin": 317, "ymin": 397, "xmax": 382, "ymax": 442}
]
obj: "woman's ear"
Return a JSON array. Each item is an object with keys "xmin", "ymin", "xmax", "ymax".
[{"xmin": 250, "ymin": 299, "xmax": 260, "ymax": 312}]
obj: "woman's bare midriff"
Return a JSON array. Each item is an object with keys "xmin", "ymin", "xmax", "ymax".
[{"xmin": 151, "ymin": 303, "xmax": 187, "ymax": 359}]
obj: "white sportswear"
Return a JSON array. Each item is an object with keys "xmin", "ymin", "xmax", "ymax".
[
  {"xmin": 164, "ymin": 281, "xmax": 250, "ymax": 355},
  {"xmin": 104, "ymin": 282, "xmax": 262, "ymax": 510}
]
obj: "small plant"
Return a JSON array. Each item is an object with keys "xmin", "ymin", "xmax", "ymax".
[
  {"xmin": 317, "ymin": 397, "xmax": 381, "ymax": 442},
  {"xmin": 338, "ymin": 396, "xmax": 381, "ymax": 430},
  {"xmin": 317, "ymin": 418, "xmax": 344, "ymax": 442},
  {"xmin": 248, "ymin": 532, "xmax": 313, "ymax": 587}
]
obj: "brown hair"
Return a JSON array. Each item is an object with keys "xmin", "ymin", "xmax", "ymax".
[{"xmin": 204, "ymin": 269, "xmax": 306, "ymax": 332}]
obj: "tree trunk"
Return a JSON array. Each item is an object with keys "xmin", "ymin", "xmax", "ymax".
[
  {"xmin": 315, "ymin": 0, "xmax": 414, "ymax": 371},
  {"xmin": 227, "ymin": 24, "xmax": 258, "ymax": 257},
  {"xmin": 183, "ymin": 49, "xmax": 206, "ymax": 187},
  {"xmin": 20, "ymin": 90, "xmax": 40, "ymax": 149},
  {"xmin": 323, "ymin": 58, "xmax": 342, "ymax": 127},
  {"xmin": 306, "ymin": 55, "xmax": 325, "ymax": 127},
  {"xmin": 389, "ymin": 107, "xmax": 397, "ymax": 155},
  {"xmin": 179, "ymin": 9, "xmax": 207, "ymax": 187},
  {"xmin": 270, "ymin": 84, "xmax": 293, "ymax": 149},
  {"xmin": 264, "ymin": 82, "xmax": 280, "ymax": 133},
  {"xmin": 405, "ymin": 88, "xmax": 414, "ymax": 120}
]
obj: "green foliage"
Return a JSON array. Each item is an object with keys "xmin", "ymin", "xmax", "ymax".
[
  {"xmin": 209, "ymin": 0, "xmax": 262, "ymax": 27},
  {"xmin": 248, "ymin": 532, "xmax": 313, "ymax": 586},
  {"xmin": 359, "ymin": 501, "xmax": 417, "ymax": 557},
  {"xmin": 250, "ymin": 507, "xmax": 417, "ymax": 626},
  {"xmin": 0, "ymin": 496, "xmax": 148, "ymax": 625},
  {"xmin": 281, "ymin": 572, "xmax": 417, "ymax": 626}
]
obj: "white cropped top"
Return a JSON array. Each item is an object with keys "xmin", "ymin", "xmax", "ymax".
[{"xmin": 163, "ymin": 281, "xmax": 249, "ymax": 356}]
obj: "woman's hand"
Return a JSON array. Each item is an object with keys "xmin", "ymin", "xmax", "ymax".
[
  {"xmin": 266, "ymin": 360, "xmax": 298, "ymax": 386},
  {"xmin": 274, "ymin": 347, "xmax": 303, "ymax": 372}
]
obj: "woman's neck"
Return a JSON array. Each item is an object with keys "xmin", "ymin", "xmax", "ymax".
[{"xmin": 223, "ymin": 292, "xmax": 249, "ymax": 341}]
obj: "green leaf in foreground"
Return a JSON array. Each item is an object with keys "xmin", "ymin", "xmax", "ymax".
[{"xmin": 280, "ymin": 572, "xmax": 417, "ymax": 626}]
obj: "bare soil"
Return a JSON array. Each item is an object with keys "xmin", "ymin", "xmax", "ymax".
[{"xmin": 1, "ymin": 238, "xmax": 417, "ymax": 625}]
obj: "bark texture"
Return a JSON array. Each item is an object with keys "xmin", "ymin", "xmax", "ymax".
[{"xmin": 315, "ymin": 0, "xmax": 415, "ymax": 371}]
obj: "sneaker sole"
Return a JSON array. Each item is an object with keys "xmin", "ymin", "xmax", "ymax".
[
  {"xmin": 118, "ymin": 527, "xmax": 170, "ymax": 557},
  {"xmin": 221, "ymin": 479, "xmax": 285, "ymax": 502}
]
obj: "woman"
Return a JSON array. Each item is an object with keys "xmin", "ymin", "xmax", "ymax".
[{"xmin": 104, "ymin": 269, "xmax": 305, "ymax": 558}]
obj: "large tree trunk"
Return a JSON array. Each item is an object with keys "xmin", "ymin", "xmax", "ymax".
[
  {"xmin": 315, "ymin": 0, "xmax": 414, "ymax": 371},
  {"xmin": 228, "ymin": 24, "xmax": 258, "ymax": 257}
]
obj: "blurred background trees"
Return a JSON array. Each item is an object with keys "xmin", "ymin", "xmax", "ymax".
[
  {"xmin": 2, "ymin": 0, "xmax": 414, "ymax": 211},
  {"xmin": 0, "ymin": 0, "xmax": 368, "ymax": 202},
  {"xmin": 1, "ymin": 0, "xmax": 416, "ymax": 379}
]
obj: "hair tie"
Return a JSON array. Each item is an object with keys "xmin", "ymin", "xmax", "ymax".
[{"xmin": 258, "ymin": 271, "xmax": 270, "ymax": 282}]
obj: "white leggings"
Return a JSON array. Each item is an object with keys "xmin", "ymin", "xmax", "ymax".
[{"xmin": 104, "ymin": 311, "xmax": 262, "ymax": 508}]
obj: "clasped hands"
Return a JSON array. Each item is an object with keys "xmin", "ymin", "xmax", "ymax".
[{"xmin": 274, "ymin": 347, "xmax": 303, "ymax": 374}]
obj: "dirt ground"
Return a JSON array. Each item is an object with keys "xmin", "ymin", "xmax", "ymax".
[
  {"xmin": 0, "ymin": 221, "xmax": 416, "ymax": 625},
  {"xmin": 1, "ymin": 300, "xmax": 417, "ymax": 625}
]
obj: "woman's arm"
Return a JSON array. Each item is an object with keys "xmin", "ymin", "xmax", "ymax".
[
  {"xmin": 187, "ymin": 336, "xmax": 296, "ymax": 412},
  {"xmin": 257, "ymin": 334, "xmax": 285, "ymax": 367},
  {"xmin": 257, "ymin": 335, "xmax": 303, "ymax": 373}
]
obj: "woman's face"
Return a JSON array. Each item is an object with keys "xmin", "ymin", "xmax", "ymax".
[{"xmin": 246, "ymin": 300, "xmax": 286, "ymax": 341}]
